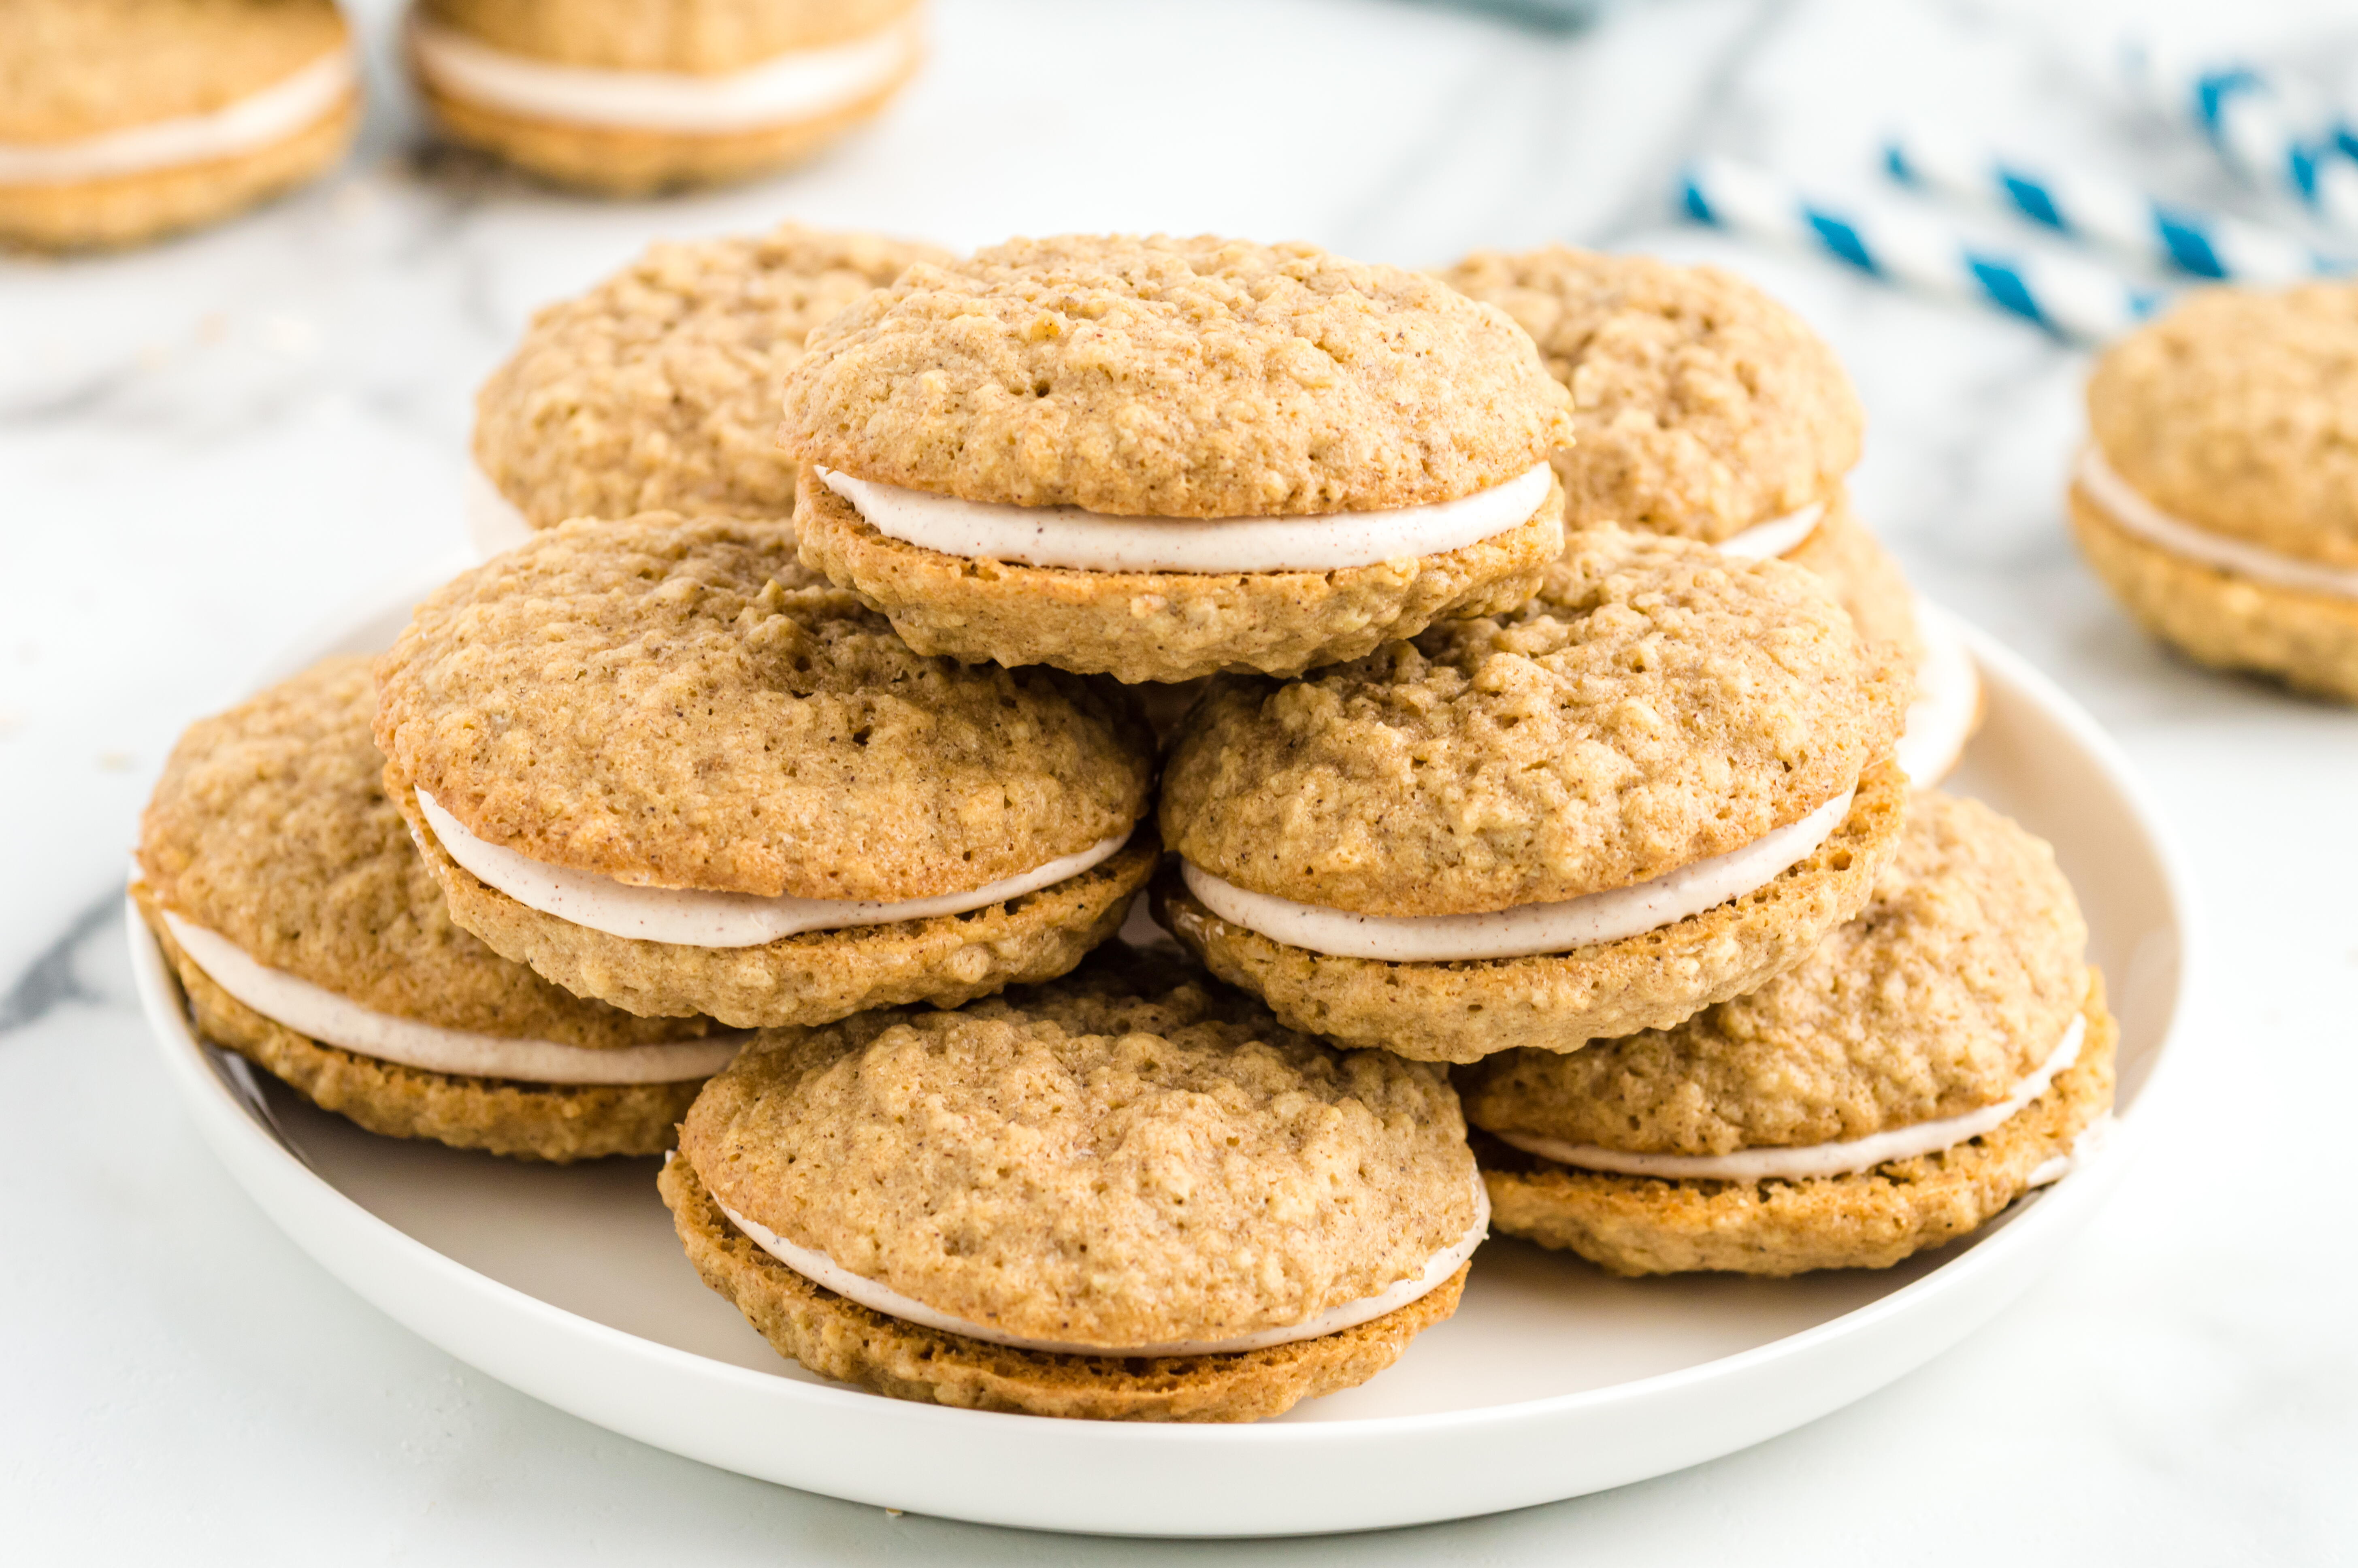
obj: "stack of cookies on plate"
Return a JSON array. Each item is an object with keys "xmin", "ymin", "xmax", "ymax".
[{"xmin": 133, "ymin": 229, "xmax": 2115, "ymax": 1423}]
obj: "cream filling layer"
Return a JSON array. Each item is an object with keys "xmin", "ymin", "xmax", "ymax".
[
  {"xmin": 0, "ymin": 49, "xmax": 355, "ymax": 184},
  {"xmin": 2026, "ymin": 1112, "xmax": 2113, "ymax": 1188},
  {"xmin": 1496, "ymin": 1012, "xmax": 2086, "ymax": 1182},
  {"xmin": 818, "ymin": 462, "xmax": 1556, "ymax": 575},
  {"xmin": 1182, "ymin": 786, "xmax": 1853, "ymax": 964},
  {"xmin": 1711, "ymin": 501, "xmax": 1827, "ymax": 562},
  {"xmin": 711, "ymin": 1172, "xmax": 1489, "ymax": 1357},
  {"xmin": 160, "ymin": 912, "xmax": 741, "ymax": 1084},
  {"xmin": 1895, "ymin": 598, "xmax": 1980, "ymax": 787},
  {"xmin": 409, "ymin": 13, "xmax": 919, "ymax": 133},
  {"xmin": 465, "ymin": 463, "xmax": 538, "ymax": 559},
  {"xmin": 2076, "ymin": 445, "xmax": 2358, "ymax": 599},
  {"xmin": 415, "ymin": 788, "xmax": 1131, "ymax": 950}
]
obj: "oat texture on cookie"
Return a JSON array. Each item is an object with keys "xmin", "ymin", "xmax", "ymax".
[
  {"xmin": 137, "ymin": 656, "xmax": 704, "ymax": 1050},
  {"xmin": 1458, "ymin": 793, "xmax": 2089, "ymax": 1156},
  {"xmin": 780, "ymin": 233, "xmax": 1576, "ymax": 516},
  {"xmin": 1440, "ymin": 245, "xmax": 1862, "ymax": 540},
  {"xmin": 1477, "ymin": 982, "xmax": 2117, "ymax": 1276},
  {"xmin": 372, "ymin": 515, "xmax": 1155, "ymax": 901},
  {"xmin": 1161, "ymin": 528, "xmax": 1909, "ymax": 917},
  {"xmin": 475, "ymin": 225, "xmax": 949, "ymax": 530},
  {"xmin": 679, "ymin": 949, "xmax": 1480, "ymax": 1351}
]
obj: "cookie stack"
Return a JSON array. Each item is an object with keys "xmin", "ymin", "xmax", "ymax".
[{"xmin": 137, "ymin": 229, "xmax": 2116, "ymax": 1422}]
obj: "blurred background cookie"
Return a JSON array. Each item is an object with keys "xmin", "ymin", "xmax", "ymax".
[
  {"xmin": 0, "ymin": 0, "xmax": 359, "ymax": 250},
  {"xmin": 405, "ymin": 0, "xmax": 925, "ymax": 194},
  {"xmin": 2072, "ymin": 282, "xmax": 2358, "ymax": 704}
]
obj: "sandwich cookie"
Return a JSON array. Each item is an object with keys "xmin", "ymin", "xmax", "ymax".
[
  {"xmin": 2072, "ymin": 282, "xmax": 2358, "ymax": 703},
  {"xmin": 1440, "ymin": 245, "xmax": 1979, "ymax": 784},
  {"xmin": 134, "ymin": 658, "xmax": 735, "ymax": 1161},
  {"xmin": 660, "ymin": 947, "xmax": 1484, "ymax": 1420},
  {"xmin": 1461, "ymin": 793, "xmax": 2116, "ymax": 1275},
  {"xmin": 779, "ymin": 233, "xmax": 1578, "ymax": 684},
  {"xmin": 1, "ymin": 0, "xmax": 359, "ymax": 251},
  {"xmin": 1153, "ymin": 528, "xmax": 1912, "ymax": 1064},
  {"xmin": 469, "ymin": 223, "xmax": 949, "ymax": 557},
  {"xmin": 375, "ymin": 514, "xmax": 1159, "ymax": 1028},
  {"xmin": 407, "ymin": 0, "xmax": 924, "ymax": 194}
]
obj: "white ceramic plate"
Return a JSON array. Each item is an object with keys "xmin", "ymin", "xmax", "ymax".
[{"xmin": 132, "ymin": 584, "xmax": 2192, "ymax": 1538}]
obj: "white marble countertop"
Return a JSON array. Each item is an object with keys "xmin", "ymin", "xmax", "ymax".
[{"xmin": 6, "ymin": 0, "xmax": 2356, "ymax": 1558}]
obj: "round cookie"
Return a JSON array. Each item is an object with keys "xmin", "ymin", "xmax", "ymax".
[
  {"xmin": 1461, "ymin": 792, "xmax": 2116, "ymax": 1276},
  {"xmin": 1152, "ymin": 527, "xmax": 1912, "ymax": 1063},
  {"xmin": 0, "ymin": 0, "xmax": 359, "ymax": 251},
  {"xmin": 2071, "ymin": 282, "xmax": 2358, "ymax": 703},
  {"xmin": 1438, "ymin": 245, "xmax": 1861, "ymax": 544},
  {"xmin": 134, "ymin": 657, "xmax": 732, "ymax": 1162},
  {"xmin": 375, "ymin": 514, "xmax": 1159, "ymax": 1028},
  {"xmin": 1441, "ymin": 245, "xmax": 1977, "ymax": 784},
  {"xmin": 469, "ymin": 223, "xmax": 950, "ymax": 555},
  {"xmin": 662, "ymin": 946, "xmax": 1483, "ymax": 1420},
  {"xmin": 407, "ymin": 0, "xmax": 924, "ymax": 195},
  {"xmin": 780, "ymin": 233, "xmax": 1578, "ymax": 683}
]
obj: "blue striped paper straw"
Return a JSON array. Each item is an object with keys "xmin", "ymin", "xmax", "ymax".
[
  {"xmin": 1679, "ymin": 156, "xmax": 2162, "ymax": 342},
  {"xmin": 2122, "ymin": 43, "xmax": 2358, "ymax": 232},
  {"xmin": 1885, "ymin": 125, "xmax": 2343, "ymax": 285}
]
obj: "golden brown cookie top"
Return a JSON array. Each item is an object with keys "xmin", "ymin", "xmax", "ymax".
[
  {"xmin": 1161, "ymin": 528, "xmax": 1908, "ymax": 916},
  {"xmin": 475, "ymin": 225, "xmax": 950, "ymax": 530},
  {"xmin": 1439, "ymin": 246, "xmax": 1861, "ymax": 541},
  {"xmin": 373, "ymin": 516, "xmax": 1155, "ymax": 902},
  {"xmin": 2086, "ymin": 282, "xmax": 2358, "ymax": 569},
  {"xmin": 1459, "ymin": 793, "xmax": 2087, "ymax": 1153},
  {"xmin": 0, "ymin": 0, "xmax": 347, "ymax": 143},
  {"xmin": 779, "ymin": 233, "xmax": 1578, "ymax": 517},
  {"xmin": 418, "ymin": 0, "xmax": 919, "ymax": 70},
  {"xmin": 136, "ymin": 657, "xmax": 701, "ymax": 1049},
  {"xmin": 681, "ymin": 948, "xmax": 1480, "ymax": 1348}
]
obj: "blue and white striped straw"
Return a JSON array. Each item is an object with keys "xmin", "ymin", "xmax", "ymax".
[
  {"xmin": 1679, "ymin": 156, "xmax": 2161, "ymax": 342},
  {"xmin": 2122, "ymin": 43, "xmax": 2358, "ymax": 232},
  {"xmin": 1885, "ymin": 125, "xmax": 2343, "ymax": 285}
]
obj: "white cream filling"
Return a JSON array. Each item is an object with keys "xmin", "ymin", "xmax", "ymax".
[
  {"xmin": 414, "ymin": 788, "xmax": 1130, "ymax": 950},
  {"xmin": 1182, "ymin": 786, "xmax": 1853, "ymax": 964},
  {"xmin": 1497, "ymin": 1013, "xmax": 2087, "ymax": 1182},
  {"xmin": 408, "ymin": 12, "xmax": 920, "ymax": 133},
  {"xmin": 710, "ymin": 1172, "xmax": 1489, "ymax": 1357},
  {"xmin": 2026, "ymin": 1111, "xmax": 2113, "ymax": 1189},
  {"xmin": 160, "ymin": 912, "xmax": 741, "ymax": 1084},
  {"xmin": 818, "ymin": 462, "xmax": 1555, "ymax": 575},
  {"xmin": 0, "ymin": 49, "xmax": 355, "ymax": 184},
  {"xmin": 1895, "ymin": 598, "xmax": 1980, "ymax": 787},
  {"xmin": 2076, "ymin": 445, "xmax": 2358, "ymax": 600},
  {"xmin": 1710, "ymin": 501, "xmax": 1827, "ymax": 562},
  {"xmin": 464, "ymin": 463, "xmax": 537, "ymax": 559}
]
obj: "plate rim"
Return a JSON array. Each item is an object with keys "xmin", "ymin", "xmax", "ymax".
[{"xmin": 130, "ymin": 598, "xmax": 2197, "ymax": 1533}]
